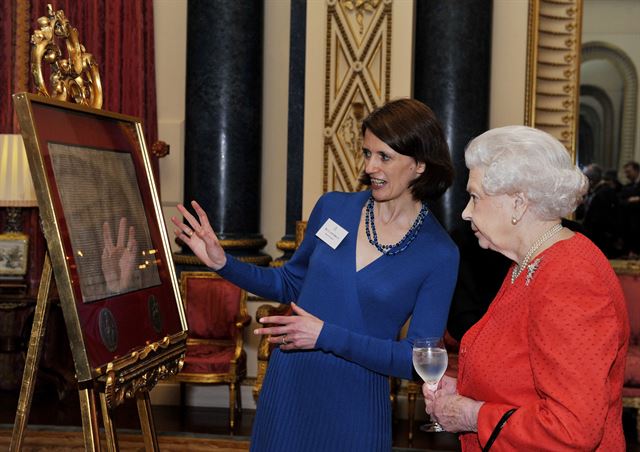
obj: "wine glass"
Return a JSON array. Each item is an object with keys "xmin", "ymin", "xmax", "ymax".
[{"xmin": 412, "ymin": 337, "xmax": 448, "ymax": 432}]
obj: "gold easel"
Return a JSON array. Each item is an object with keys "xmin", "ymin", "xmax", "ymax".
[
  {"xmin": 9, "ymin": 6, "xmax": 186, "ymax": 450},
  {"xmin": 10, "ymin": 253, "xmax": 184, "ymax": 451},
  {"xmin": 10, "ymin": 255, "xmax": 103, "ymax": 450}
]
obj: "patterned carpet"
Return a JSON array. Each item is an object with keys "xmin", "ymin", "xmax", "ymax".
[{"xmin": 0, "ymin": 425, "xmax": 250, "ymax": 451}]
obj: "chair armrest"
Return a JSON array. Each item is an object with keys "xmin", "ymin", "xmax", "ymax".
[
  {"xmin": 256, "ymin": 303, "xmax": 292, "ymax": 359},
  {"xmin": 252, "ymin": 302, "xmax": 292, "ymax": 402},
  {"xmin": 235, "ymin": 314, "xmax": 251, "ymax": 329},
  {"xmin": 232, "ymin": 313, "xmax": 251, "ymax": 363},
  {"xmin": 256, "ymin": 303, "xmax": 292, "ymax": 324}
]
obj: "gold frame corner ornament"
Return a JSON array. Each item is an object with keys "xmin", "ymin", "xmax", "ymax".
[
  {"xmin": 98, "ymin": 332, "xmax": 187, "ymax": 410},
  {"xmin": 31, "ymin": 4, "xmax": 103, "ymax": 108}
]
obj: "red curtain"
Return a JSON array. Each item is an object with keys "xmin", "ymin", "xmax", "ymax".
[{"xmin": 0, "ymin": 0, "xmax": 158, "ymax": 147}]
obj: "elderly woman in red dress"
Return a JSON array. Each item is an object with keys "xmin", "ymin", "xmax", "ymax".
[{"xmin": 424, "ymin": 125, "xmax": 629, "ymax": 451}]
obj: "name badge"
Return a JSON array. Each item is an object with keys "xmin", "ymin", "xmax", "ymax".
[{"xmin": 316, "ymin": 218, "xmax": 348, "ymax": 249}]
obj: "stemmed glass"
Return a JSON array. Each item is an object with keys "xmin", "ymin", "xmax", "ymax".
[{"xmin": 412, "ymin": 337, "xmax": 448, "ymax": 432}]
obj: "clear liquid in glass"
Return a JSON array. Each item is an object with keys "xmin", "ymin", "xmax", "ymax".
[{"xmin": 412, "ymin": 338, "xmax": 448, "ymax": 433}]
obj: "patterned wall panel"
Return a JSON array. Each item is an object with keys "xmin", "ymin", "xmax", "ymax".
[
  {"xmin": 323, "ymin": 0, "xmax": 392, "ymax": 193},
  {"xmin": 525, "ymin": 0, "xmax": 583, "ymax": 159}
]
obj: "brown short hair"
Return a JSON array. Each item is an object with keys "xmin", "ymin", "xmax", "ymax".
[{"xmin": 359, "ymin": 98, "xmax": 453, "ymax": 201}]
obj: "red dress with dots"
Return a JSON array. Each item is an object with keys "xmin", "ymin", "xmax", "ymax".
[{"xmin": 457, "ymin": 233, "xmax": 629, "ymax": 451}]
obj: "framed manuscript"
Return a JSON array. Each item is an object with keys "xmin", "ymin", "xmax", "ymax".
[{"xmin": 13, "ymin": 93, "xmax": 187, "ymax": 383}]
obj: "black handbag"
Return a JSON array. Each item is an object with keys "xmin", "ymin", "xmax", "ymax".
[{"xmin": 482, "ymin": 408, "xmax": 517, "ymax": 452}]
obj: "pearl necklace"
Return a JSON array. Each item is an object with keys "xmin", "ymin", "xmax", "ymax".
[
  {"xmin": 511, "ymin": 223, "xmax": 563, "ymax": 284},
  {"xmin": 364, "ymin": 196, "xmax": 428, "ymax": 256}
]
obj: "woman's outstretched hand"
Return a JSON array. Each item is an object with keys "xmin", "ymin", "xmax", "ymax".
[
  {"xmin": 254, "ymin": 302, "xmax": 324, "ymax": 351},
  {"xmin": 171, "ymin": 200, "xmax": 227, "ymax": 270}
]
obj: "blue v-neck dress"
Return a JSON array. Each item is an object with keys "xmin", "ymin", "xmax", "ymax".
[{"xmin": 217, "ymin": 191, "xmax": 459, "ymax": 451}]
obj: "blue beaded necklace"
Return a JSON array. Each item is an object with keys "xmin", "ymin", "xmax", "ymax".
[{"xmin": 364, "ymin": 196, "xmax": 428, "ymax": 255}]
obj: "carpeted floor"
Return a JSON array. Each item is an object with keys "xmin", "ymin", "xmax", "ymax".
[
  {"xmin": 3, "ymin": 389, "xmax": 637, "ymax": 451},
  {"xmin": 0, "ymin": 388, "xmax": 463, "ymax": 451},
  {"xmin": 0, "ymin": 425, "xmax": 250, "ymax": 451},
  {"xmin": 0, "ymin": 425, "xmax": 448, "ymax": 452}
]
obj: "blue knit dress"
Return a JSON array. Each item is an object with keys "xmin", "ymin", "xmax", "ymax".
[{"xmin": 217, "ymin": 191, "xmax": 459, "ymax": 451}]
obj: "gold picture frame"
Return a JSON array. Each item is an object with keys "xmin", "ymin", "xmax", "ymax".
[
  {"xmin": 0, "ymin": 232, "xmax": 28, "ymax": 276},
  {"xmin": 12, "ymin": 92, "xmax": 187, "ymax": 384}
]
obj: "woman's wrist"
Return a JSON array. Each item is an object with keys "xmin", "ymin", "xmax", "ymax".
[
  {"xmin": 210, "ymin": 254, "xmax": 228, "ymax": 271},
  {"xmin": 465, "ymin": 400, "xmax": 484, "ymax": 432}
]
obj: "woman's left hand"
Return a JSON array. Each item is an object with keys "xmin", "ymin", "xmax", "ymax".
[
  {"xmin": 430, "ymin": 392, "xmax": 484, "ymax": 433},
  {"xmin": 424, "ymin": 375, "xmax": 457, "ymax": 415},
  {"xmin": 254, "ymin": 302, "xmax": 324, "ymax": 350}
]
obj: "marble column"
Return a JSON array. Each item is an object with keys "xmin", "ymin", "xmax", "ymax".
[
  {"xmin": 275, "ymin": 0, "xmax": 306, "ymax": 262},
  {"xmin": 414, "ymin": 0, "xmax": 492, "ymax": 234},
  {"xmin": 180, "ymin": 0, "xmax": 269, "ymax": 266},
  {"xmin": 413, "ymin": 1, "xmax": 510, "ymax": 339}
]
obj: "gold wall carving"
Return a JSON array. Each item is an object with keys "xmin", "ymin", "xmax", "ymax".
[
  {"xmin": 323, "ymin": 0, "xmax": 392, "ymax": 193},
  {"xmin": 525, "ymin": 0, "xmax": 583, "ymax": 159},
  {"xmin": 31, "ymin": 5, "xmax": 103, "ymax": 108}
]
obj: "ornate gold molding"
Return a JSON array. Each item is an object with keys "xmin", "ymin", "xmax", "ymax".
[
  {"xmin": 525, "ymin": 0, "xmax": 583, "ymax": 159},
  {"xmin": 173, "ymin": 252, "xmax": 271, "ymax": 267},
  {"xmin": 219, "ymin": 237, "xmax": 268, "ymax": 249},
  {"xmin": 323, "ymin": 0, "xmax": 392, "ymax": 193},
  {"xmin": 96, "ymin": 332, "xmax": 186, "ymax": 410},
  {"xmin": 275, "ymin": 239, "xmax": 296, "ymax": 252},
  {"xmin": 31, "ymin": 5, "xmax": 103, "ymax": 108}
]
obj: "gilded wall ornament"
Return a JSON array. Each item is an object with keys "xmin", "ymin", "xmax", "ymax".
[
  {"xmin": 324, "ymin": 0, "xmax": 392, "ymax": 193},
  {"xmin": 525, "ymin": 0, "xmax": 582, "ymax": 157},
  {"xmin": 30, "ymin": 5, "xmax": 103, "ymax": 108},
  {"xmin": 341, "ymin": 0, "xmax": 382, "ymax": 35}
]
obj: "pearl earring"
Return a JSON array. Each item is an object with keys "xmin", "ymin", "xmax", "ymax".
[{"xmin": 511, "ymin": 216, "xmax": 518, "ymax": 225}]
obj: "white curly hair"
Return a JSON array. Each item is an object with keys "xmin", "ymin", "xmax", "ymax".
[{"xmin": 465, "ymin": 125, "xmax": 588, "ymax": 220}]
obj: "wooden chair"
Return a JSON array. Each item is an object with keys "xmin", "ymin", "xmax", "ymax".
[
  {"xmin": 253, "ymin": 302, "xmax": 292, "ymax": 401},
  {"xmin": 175, "ymin": 271, "xmax": 251, "ymax": 431}
]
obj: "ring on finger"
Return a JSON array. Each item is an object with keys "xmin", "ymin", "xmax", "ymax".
[{"xmin": 281, "ymin": 335, "xmax": 288, "ymax": 345}]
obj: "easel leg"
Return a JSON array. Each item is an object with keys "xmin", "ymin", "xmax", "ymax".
[
  {"xmin": 78, "ymin": 384, "xmax": 102, "ymax": 451},
  {"xmin": 99, "ymin": 391, "xmax": 119, "ymax": 451},
  {"xmin": 9, "ymin": 254, "xmax": 53, "ymax": 452},
  {"xmin": 137, "ymin": 391, "xmax": 160, "ymax": 451}
]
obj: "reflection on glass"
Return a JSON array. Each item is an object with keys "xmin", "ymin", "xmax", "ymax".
[{"xmin": 49, "ymin": 143, "xmax": 161, "ymax": 302}]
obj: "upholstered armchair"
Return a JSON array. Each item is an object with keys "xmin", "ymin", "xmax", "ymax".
[
  {"xmin": 175, "ymin": 271, "xmax": 251, "ymax": 431},
  {"xmin": 615, "ymin": 261, "xmax": 640, "ymax": 440}
]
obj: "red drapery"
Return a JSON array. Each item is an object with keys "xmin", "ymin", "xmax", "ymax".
[
  {"xmin": 0, "ymin": 0, "xmax": 160, "ymax": 296},
  {"xmin": 0, "ymin": 0, "xmax": 158, "ymax": 147}
]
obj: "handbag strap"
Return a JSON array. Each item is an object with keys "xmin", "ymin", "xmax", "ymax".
[{"xmin": 482, "ymin": 408, "xmax": 517, "ymax": 452}]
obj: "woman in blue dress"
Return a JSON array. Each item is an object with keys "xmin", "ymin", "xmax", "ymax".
[{"xmin": 172, "ymin": 98, "xmax": 459, "ymax": 451}]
